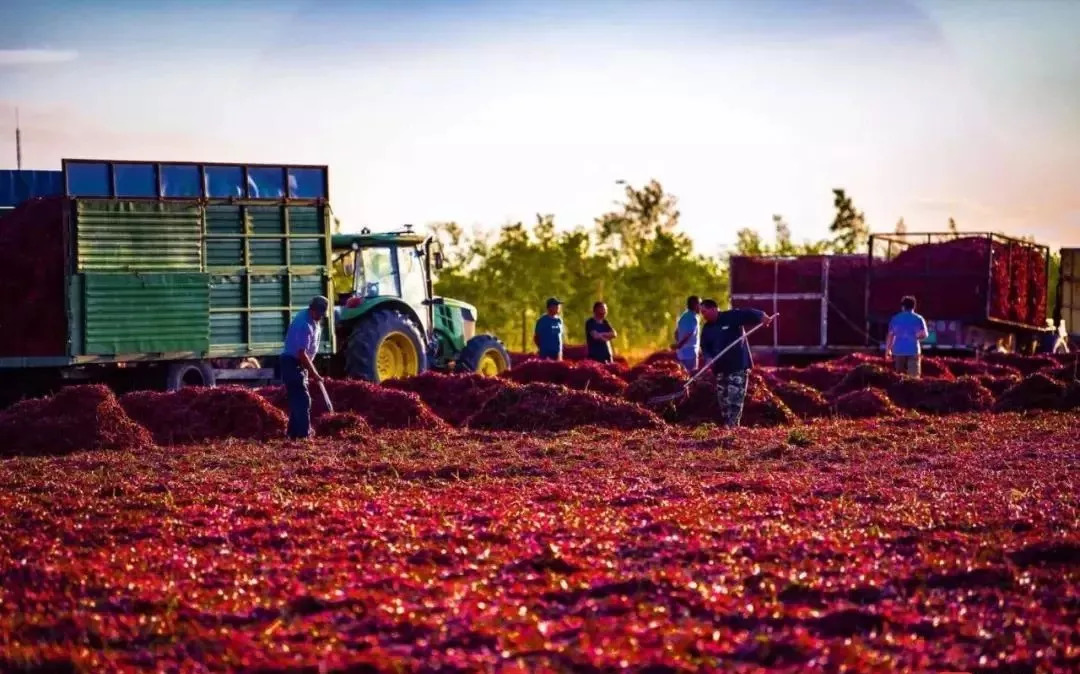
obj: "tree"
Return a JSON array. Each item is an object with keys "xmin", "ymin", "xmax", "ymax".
[
  {"xmin": 772, "ymin": 215, "xmax": 796, "ymax": 256},
  {"xmin": 733, "ymin": 228, "xmax": 767, "ymax": 256},
  {"xmin": 595, "ymin": 179, "xmax": 679, "ymax": 265},
  {"xmin": 947, "ymin": 217, "xmax": 958, "ymax": 235},
  {"xmin": 732, "ymin": 216, "xmax": 829, "ymax": 258},
  {"xmin": 1048, "ymin": 251, "xmax": 1061, "ymax": 322},
  {"xmin": 431, "ymin": 179, "xmax": 718, "ymax": 354},
  {"xmin": 888, "ymin": 217, "xmax": 908, "ymax": 257},
  {"xmin": 829, "ymin": 188, "xmax": 869, "ymax": 254}
]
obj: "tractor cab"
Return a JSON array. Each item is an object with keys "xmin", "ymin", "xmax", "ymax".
[
  {"xmin": 329, "ymin": 226, "xmax": 509, "ymax": 382},
  {"xmin": 331, "ymin": 226, "xmax": 436, "ymax": 325}
]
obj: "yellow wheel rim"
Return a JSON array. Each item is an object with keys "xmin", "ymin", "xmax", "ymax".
[
  {"xmin": 477, "ymin": 348, "xmax": 508, "ymax": 377},
  {"xmin": 376, "ymin": 332, "xmax": 419, "ymax": 381}
]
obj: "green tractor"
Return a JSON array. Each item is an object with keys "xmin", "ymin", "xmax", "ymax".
[{"xmin": 329, "ymin": 226, "xmax": 511, "ymax": 382}]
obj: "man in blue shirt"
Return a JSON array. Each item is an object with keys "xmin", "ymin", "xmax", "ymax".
[
  {"xmin": 700, "ymin": 299, "xmax": 772, "ymax": 428},
  {"xmin": 672, "ymin": 295, "xmax": 701, "ymax": 372},
  {"xmin": 280, "ymin": 296, "xmax": 329, "ymax": 440},
  {"xmin": 885, "ymin": 295, "xmax": 929, "ymax": 378},
  {"xmin": 534, "ymin": 297, "xmax": 564, "ymax": 360}
]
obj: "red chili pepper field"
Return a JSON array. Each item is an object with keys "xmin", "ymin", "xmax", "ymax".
[{"xmin": 1, "ymin": 355, "xmax": 1078, "ymax": 672}]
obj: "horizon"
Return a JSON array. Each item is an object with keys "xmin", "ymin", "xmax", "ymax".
[{"xmin": 1, "ymin": 0, "xmax": 1078, "ymax": 252}]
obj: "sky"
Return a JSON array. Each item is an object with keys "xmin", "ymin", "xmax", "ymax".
[{"xmin": 1, "ymin": 0, "xmax": 1078, "ymax": 253}]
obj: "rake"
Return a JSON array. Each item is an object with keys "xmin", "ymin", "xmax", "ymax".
[{"xmin": 647, "ymin": 314, "xmax": 778, "ymax": 405}]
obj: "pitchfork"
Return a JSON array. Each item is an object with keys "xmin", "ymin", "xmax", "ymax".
[{"xmin": 647, "ymin": 314, "xmax": 779, "ymax": 405}]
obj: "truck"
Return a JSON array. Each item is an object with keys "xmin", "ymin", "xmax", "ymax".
[
  {"xmin": 1058, "ymin": 248, "xmax": 1080, "ymax": 346},
  {"xmin": 0, "ymin": 158, "xmax": 509, "ymax": 404},
  {"xmin": 730, "ymin": 231, "xmax": 1074, "ymax": 364}
]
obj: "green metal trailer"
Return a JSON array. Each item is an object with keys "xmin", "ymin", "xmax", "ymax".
[{"xmin": 0, "ymin": 158, "xmax": 334, "ymax": 394}]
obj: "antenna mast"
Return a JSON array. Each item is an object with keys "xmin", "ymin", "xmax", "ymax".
[{"xmin": 15, "ymin": 107, "xmax": 22, "ymax": 170}]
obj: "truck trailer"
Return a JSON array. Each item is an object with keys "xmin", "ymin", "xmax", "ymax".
[
  {"xmin": 0, "ymin": 158, "xmax": 334, "ymax": 403},
  {"xmin": 730, "ymin": 232, "xmax": 1078, "ymax": 364},
  {"xmin": 0, "ymin": 158, "xmax": 513, "ymax": 405}
]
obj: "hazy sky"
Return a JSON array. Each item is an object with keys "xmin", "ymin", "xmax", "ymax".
[{"xmin": 2, "ymin": 0, "xmax": 1078, "ymax": 252}]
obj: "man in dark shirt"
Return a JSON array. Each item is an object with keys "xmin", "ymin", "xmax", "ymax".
[
  {"xmin": 585, "ymin": 301, "xmax": 617, "ymax": 363},
  {"xmin": 699, "ymin": 298, "xmax": 772, "ymax": 428}
]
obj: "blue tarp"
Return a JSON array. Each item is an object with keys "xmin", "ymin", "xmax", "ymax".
[{"xmin": 0, "ymin": 170, "xmax": 63, "ymax": 208}]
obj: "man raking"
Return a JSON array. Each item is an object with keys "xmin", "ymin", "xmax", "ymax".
[
  {"xmin": 281, "ymin": 296, "xmax": 329, "ymax": 441},
  {"xmin": 699, "ymin": 300, "xmax": 773, "ymax": 428}
]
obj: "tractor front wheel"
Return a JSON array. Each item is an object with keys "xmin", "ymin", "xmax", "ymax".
[
  {"xmin": 346, "ymin": 309, "xmax": 428, "ymax": 382},
  {"xmin": 455, "ymin": 335, "xmax": 511, "ymax": 376}
]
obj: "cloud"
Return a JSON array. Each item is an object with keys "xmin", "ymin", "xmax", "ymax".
[{"xmin": 0, "ymin": 49, "xmax": 78, "ymax": 66}]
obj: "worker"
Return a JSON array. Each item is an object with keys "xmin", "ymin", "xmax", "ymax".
[
  {"xmin": 1055, "ymin": 320, "xmax": 1071, "ymax": 354},
  {"xmin": 1037, "ymin": 320, "xmax": 1059, "ymax": 355},
  {"xmin": 884, "ymin": 295, "xmax": 928, "ymax": 377},
  {"xmin": 673, "ymin": 295, "xmax": 702, "ymax": 372},
  {"xmin": 699, "ymin": 298, "xmax": 773, "ymax": 428},
  {"xmin": 280, "ymin": 296, "xmax": 329, "ymax": 440},
  {"xmin": 585, "ymin": 301, "xmax": 618, "ymax": 363},
  {"xmin": 534, "ymin": 297, "xmax": 564, "ymax": 360}
]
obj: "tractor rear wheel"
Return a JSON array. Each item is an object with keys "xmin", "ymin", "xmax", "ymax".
[
  {"xmin": 455, "ymin": 335, "xmax": 511, "ymax": 376},
  {"xmin": 346, "ymin": 309, "xmax": 428, "ymax": 382}
]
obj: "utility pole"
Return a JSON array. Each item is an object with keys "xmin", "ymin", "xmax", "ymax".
[{"xmin": 15, "ymin": 107, "xmax": 23, "ymax": 170}]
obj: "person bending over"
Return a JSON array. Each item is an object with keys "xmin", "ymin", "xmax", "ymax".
[{"xmin": 699, "ymin": 299, "xmax": 772, "ymax": 428}]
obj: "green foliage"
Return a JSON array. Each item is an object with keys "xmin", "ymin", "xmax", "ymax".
[
  {"xmin": 1049, "ymin": 250, "xmax": 1061, "ymax": 321},
  {"xmin": 431, "ymin": 181, "xmax": 721, "ymax": 353},
  {"xmin": 829, "ymin": 188, "xmax": 869, "ymax": 254},
  {"xmin": 732, "ymin": 215, "xmax": 831, "ymax": 257}
]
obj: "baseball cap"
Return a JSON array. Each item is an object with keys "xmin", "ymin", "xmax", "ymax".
[{"xmin": 546, "ymin": 297, "xmax": 563, "ymax": 308}]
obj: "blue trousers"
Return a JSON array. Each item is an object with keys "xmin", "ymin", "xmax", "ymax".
[{"xmin": 281, "ymin": 356, "xmax": 311, "ymax": 439}]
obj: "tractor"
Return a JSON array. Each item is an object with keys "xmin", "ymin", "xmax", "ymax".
[{"xmin": 329, "ymin": 226, "xmax": 511, "ymax": 382}]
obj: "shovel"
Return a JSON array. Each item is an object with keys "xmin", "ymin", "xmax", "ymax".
[
  {"xmin": 316, "ymin": 380, "xmax": 334, "ymax": 414},
  {"xmin": 647, "ymin": 314, "xmax": 778, "ymax": 405}
]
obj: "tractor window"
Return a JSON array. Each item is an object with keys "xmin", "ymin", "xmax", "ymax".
[
  {"xmin": 331, "ymin": 251, "xmax": 356, "ymax": 301},
  {"xmin": 399, "ymin": 246, "xmax": 430, "ymax": 329},
  {"xmin": 361, "ymin": 247, "xmax": 399, "ymax": 298}
]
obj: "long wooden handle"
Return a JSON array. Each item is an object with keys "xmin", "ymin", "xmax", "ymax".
[
  {"xmin": 687, "ymin": 313, "xmax": 778, "ymax": 386},
  {"xmin": 317, "ymin": 381, "xmax": 334, "ymax": 414}
]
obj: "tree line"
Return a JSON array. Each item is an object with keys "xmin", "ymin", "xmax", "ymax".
[{"xmin": 430, "ymin": 180, "xmax": 1056, "ymax": 353}]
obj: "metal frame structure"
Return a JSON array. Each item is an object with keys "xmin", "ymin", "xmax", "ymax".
[
  {"xmin": 1058, "ymin": 248, "xmax": 1080, "ymax": 338},
  {"xmin": 729, "ymin": 254, "xmax": 866, "ymax": 354},
  {"xmin": 865, "ymin": 231, "xmax": 1052, "ymax": 336}
]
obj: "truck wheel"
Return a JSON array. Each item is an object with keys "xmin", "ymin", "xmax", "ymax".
[
  {"xmin": 346, "ymin": 309, "xmax": 428, "ymax": 382},
  {"xmin": 166, "ymin": 361, "xmax": 216, "ymax": 392},
  {"xmin": 455, "ymin": 334, "xmax": 511, "ymax": 376}
]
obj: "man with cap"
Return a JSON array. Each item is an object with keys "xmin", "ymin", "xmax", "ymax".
[
  {"xmin": 699, "ymin": 298, "xmax": 772, "ymax": 428},
  {"xmin": 534, "ymin": 297, "xmax": 564, "ymax": 360},
  {"xmin": 281, "ymin": 296, "xmax": 329, "ymax": 440}
]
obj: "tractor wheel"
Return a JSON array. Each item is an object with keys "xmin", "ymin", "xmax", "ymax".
[
  {"xmin": 345, "ymin": 309, "xmax": 428, "ymax": 382},
  {"xmin": 455, "ymin": 334, "xmax": 511, "ymax": 377}
]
